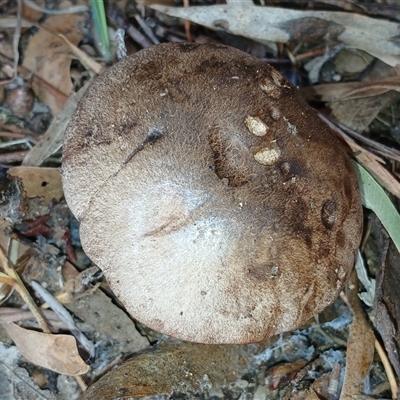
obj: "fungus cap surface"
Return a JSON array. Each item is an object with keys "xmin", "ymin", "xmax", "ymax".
[{"xmin": 62, "ymin": 43, "xmax": 363, "ymax": 344}]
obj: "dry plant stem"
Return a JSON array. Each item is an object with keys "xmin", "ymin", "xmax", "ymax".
[
  {"xmin": 0, "ymin": 273, "xmax": 17, "ymax": 287},
  {"xmin": 183, "ymin": 0, "xmax": 192, "ymax": 42},
  {"xmin": 27, "ymin": 22, "xmax": 103, "ymax": 76},
  {"xmin": 339, "ymin": 123, "xmax": 400, "ymax": 163},
  {"xmin": 0, "ymin": 131, "xmax": 30, "ymax": 139},
  {"xmin": 31, "ymin": 280, "xmax": 95, "ymax": 357},
  {"xmin": 294, "ymin": 45, "xmax": 335, "ymax": 62},
  {"xmin": 0, "ymin": 138, "xmax": 36, "ymax": 148},
  {"xmin": 107, "ymin": 8, "xmax": 152, "ymax": 48},
  {"xmin": 133, "ymin": 14, "xmax": 160, "ymax": 45},
  {"xmin": 115, "ymin": 29, "xmax": 127, "ymax": 61},
  {"xmin": 75, "ymin": 375, "xmax": 87, "ymax": 392},
  {"xmin": 22, "ymin": 0, "xmax": 88, "ymax": 14},
  {"xmin": 0, "ymin": 123, "xmax": 37, "ymax": 137},
  {"xmin": 0, "ymin": 150, "xmax": 29, "ymax": 163},
  {"xmin": 13, "ymin": 0, "xmax": 22, "ymax": 80},
  {"xmin": 58, "ymin": 34, "xmax": 103, "ymax": 75},
  {"xmin": 375, "ymin": 338, "xmax": 398, "ymax": 399},
  {"xmin": 0, "ymin": 246, "xmax": 51, "ymax": 334}
]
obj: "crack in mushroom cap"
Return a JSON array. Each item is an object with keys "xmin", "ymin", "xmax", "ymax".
[{"xmin": 62, "ymin": 43, "xmax": 363, "ymax": 344}]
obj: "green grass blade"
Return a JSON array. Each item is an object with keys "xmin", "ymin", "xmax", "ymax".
[
  {"xmin": 353, "ymin": 161, "xmax": 400, "ymax": 253},
  {"xmin": 90, "ymin": 0, "xmax": 111, "ymax": 63}
]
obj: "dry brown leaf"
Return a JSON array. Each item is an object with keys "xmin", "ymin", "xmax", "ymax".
[
  {"xmin": 151, "ymin": 5, "xmax": 400, "ymax": 67},
  {"xmin": 58, "ymin": 34, "xmax": 104, "ymax": 75},
  {"xmin": 304, "ymin": 390, "xmax": 321, "ymax": 400},
  {"xmin": 22, "ymin": 81, "xmax": 89, "ymax": 166},
  {"xmin": 349, "ymin": 140, "xmax": 400, "ymax": 198},
  {"xmin": 62, "ymin": 262, "xmax": 150, "ymax": 355},
  {"xmin": 373, "ymin": 228, "xmax": 400, "ymax": 381},
  {"xmin": 340, "ymin": 271, "xmax": 375, "ymax": 400},
  {"xmin": 2, "ymin": 322, "xmax": 89, "ymax": 375},
  {"xmin": 0, "ymin": 341, "xmax": 81, "ymax": 399},
  {"xmin": 301, "ymin": 76, "xmax": 400, "ymax": 104},
  {"xmin": 21, "ymin": 0, "xmax": 46, "ymax": 22},
  {"xmin": 330, "ymin": 62, "xmax": 400, "ymax": 132},
  {"xmin": 8, "ymin": 166, "xmax": 63, "ymax": 203},
  {"xmin": 22, "ymin": 10, "xmax": 86, "ymax": 115},
  {"xmin": 319, "ymin": 114, "xmax": 400, "ymax": 198}
]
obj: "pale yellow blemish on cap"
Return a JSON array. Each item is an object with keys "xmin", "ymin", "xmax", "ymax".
[
  {"xmin": 254, "ymin": 147, "xmax": 281, "ymax": 165},
  {"xmin": 244, "ymin": 116, "xmax": 269, "ymax": 137},
  {"xmin": 259, "ymin": 79, "xmax": 281, "ymax": 99}
]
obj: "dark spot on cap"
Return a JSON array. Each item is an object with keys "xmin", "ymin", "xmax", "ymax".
[
  {"xmin": 280, "ymin": 161, "xmax": 290, "ymax": 175},
  {"xmin": 146, "ymin": 128, "xmax": 164, "ymax": 143},
  {"xmin": 321, "ymin": 199, "xmax": 337, "ymax": 229},
  {"xmin": 247, "ymin": 264, "xmax": 278, "ymax": 281},
  {"xmin": 278, "ymin": 158, "xmax": 305, "ymax": 178}
]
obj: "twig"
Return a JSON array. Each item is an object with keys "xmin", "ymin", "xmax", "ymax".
[
  {"xmin": 0, "ymin": 138, "xmax": 36, "ymax": 148},
  {"xmin": 115, "ymin": 29, "xmax": 127, "ymax": 61},
  {"xmin": 375, "ymin": 339, "xmax": 398, "ymax": 400},
  {"xmin": 339, "ymin": 123, "xmax": 400, "ymax": 164},
  {"xmin": 0, "ymin": 150, "xmax": 29, "ymax": 163},
  {"xmin": 74, "ymin": 375, "xmax": 88, "ymax": 392},
  {"xmin": 22, "ymin": 0, "xmax": 88, "ymax": 14},
  {"xmin": 107, "ymin": 7, "xmax": 153, "ymax": 48},
  {"xmin": 183, "ymin": 0, "xmax": 192, "ymax": 42},
  {"xmin": 0, "ymin": 307, "xmax": 93, "ymax": 330},
  {"xmin": 0, "ymin": 245, "xmax": 51, "ymax": 334},
  {"xmin": 13, "ymin": 0, "xmax": 22, "ymax": 80},
  {"xmin": 133, "ymin": 14, "xmax": 159, "ymax": 45},
  {"xmin": 30, "ymin": 280, "xmax": 95, "ymax": 357}
]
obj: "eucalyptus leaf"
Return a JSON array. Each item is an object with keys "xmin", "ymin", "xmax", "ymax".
[{"xmin": 353, "ymin": 161, "xmax": 400, "ymax": 253}]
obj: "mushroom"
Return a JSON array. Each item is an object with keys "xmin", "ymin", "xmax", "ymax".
[{"xmin": 61, "ymin": 43, "xmax": 363, "ymax": 344}]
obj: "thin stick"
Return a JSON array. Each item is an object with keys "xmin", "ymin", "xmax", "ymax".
[
  {"xmin": 375, "ymin": 339, "xmax": 398, "ymax": 400},
  {"xmin": 74, "ymin": 375, "xmax": 88, "ymax": 392},
  {"xmin": 13, "ymin": 0, "xmax": 22, "ymax": 80},
  {"xmin": 183, "ymin": 0, "xmax": 192, "ymax": 42},
  {"xmin": 0, "ymin": 246, "xmax": 51, "ymax": 334}
]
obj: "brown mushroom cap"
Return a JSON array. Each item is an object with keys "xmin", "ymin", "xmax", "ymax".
[{"xmin": 62, "ymin": 43, "xmax": 363, "ymax": 344}]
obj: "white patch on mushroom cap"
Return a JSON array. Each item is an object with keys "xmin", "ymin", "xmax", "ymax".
[
  {"xmin": 254, "ymin": 147, "xmax": 281, "ymax": 165},
  {"xmin": 244, "ymin": 116, "xmax": 269, "ymax": 137},
  {"xmin": 259, "ymin": 79, "xmax": 281, "ymax": 99},
  {"xmin": 284, "ymin": 117, "xmax": 298, "ymax": 135}
]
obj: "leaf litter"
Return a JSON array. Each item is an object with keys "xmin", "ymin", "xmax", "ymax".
[{"xmin": 0, "ymin": 0, "xmax": 399, "ymax": 399}]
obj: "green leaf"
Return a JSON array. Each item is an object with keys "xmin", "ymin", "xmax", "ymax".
[{"xmin": 353, "ymin": 161, "xmax": 400, "ymax": 253}]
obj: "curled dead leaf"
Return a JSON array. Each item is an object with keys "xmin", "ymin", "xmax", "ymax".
[{"xmin": 2, "ymin": 322, "xmax": 89, "ymax": 376}]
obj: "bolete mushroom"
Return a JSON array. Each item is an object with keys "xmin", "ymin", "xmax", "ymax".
[{"xmin": 62, "ymin": 43, "xmax": 363, "ymax": 344}]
